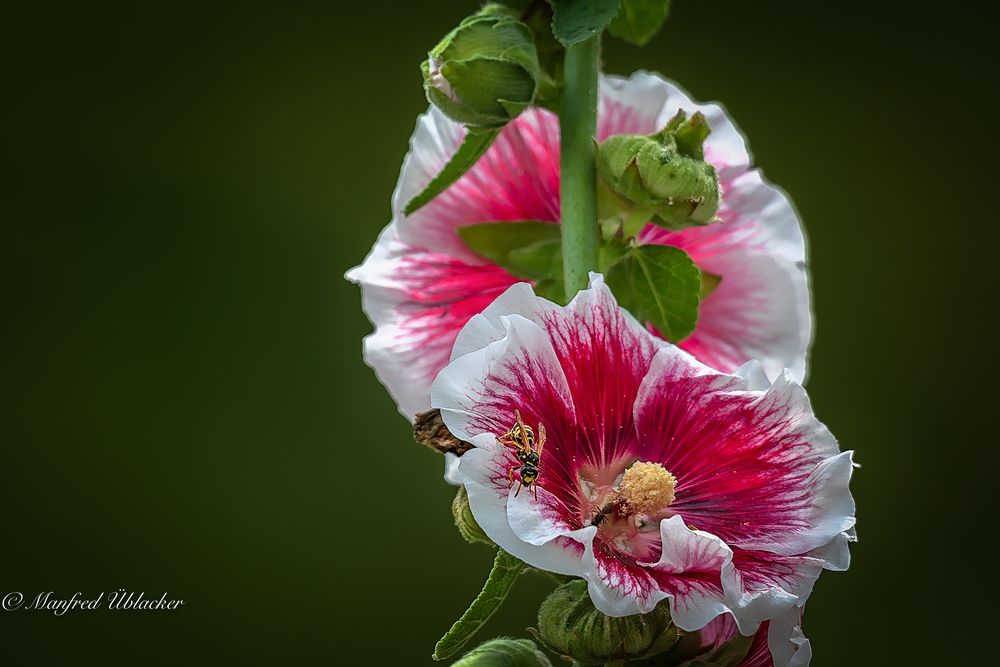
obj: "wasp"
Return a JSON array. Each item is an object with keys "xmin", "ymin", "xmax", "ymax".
[{"xmin": 497, "ymin": 410, "xmax": 545, "ymax": 499}]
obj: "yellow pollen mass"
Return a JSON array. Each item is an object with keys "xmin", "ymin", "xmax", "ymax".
[{"xmin": 619, "ymin": 462, "xmax": 677, "ymax": 515}]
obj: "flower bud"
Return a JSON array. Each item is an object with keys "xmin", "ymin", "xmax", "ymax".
[
  {"xmin": 452, "ymin": 486, "xmax": 494, "ymax": 546},
  {"xmin": 596, "ymin": 110, "xmax": 721, "ymax": 230},
  {"xmin": 535, "ymin": 580, "xmax": 680, "ymax": 664},
  {"xmin": 452, "ymin": 638, "xmax": 552, "ymax": 667},
  {"xmin": 421, "ymin": 7, "xmax": 540, "ymax": 129}
]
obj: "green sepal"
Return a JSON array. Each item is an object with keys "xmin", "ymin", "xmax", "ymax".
[
  {"xmin": 700, "ymin": 271, "xmax": 722, "ymax": 299},
  {"xmin": 404, "ymin": 129, "xmax": 500, "ymax": 215},
  {"xmin": 451, "ymin": 638, "xmax": 553, "ymax": 667},
  {"xmin": 608, "ymin": 0, "xmax": 672, "ymax": 47},
  {"xmin": 671, "ymin": 109, "xmax": 710, "ymax": 160},
  {"xmin": 550, "ymin": 0, "xmax": 623, "ymax": 47},
  {"xmin": 452, "ymin": 486, "xmax": 494, "ymax": 546},
  {"xmin": 605, "ymin": 244, "xmax": 702, "ymax": 342},
  {"xmin": 432, "ymin": 550, "xmax": 527, "ymax": 661}
]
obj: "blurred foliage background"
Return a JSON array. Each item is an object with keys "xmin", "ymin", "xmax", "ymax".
[{"xmin": 2, "ymin": 1, "xmax": 993, "ymax": 664}]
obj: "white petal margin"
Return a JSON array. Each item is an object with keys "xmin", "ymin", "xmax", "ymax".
[
  {"xmin": 767, "ymin": 607, "xmax": 812, "ymax": 667},
  {"xmin": 432, "ymin": 313, "xmax": 576, "ymax": 442},
  {"xmin": 721, "ymin": 552, "xmax": 824, "ymax": 636},
  {"xmin": 443, "ymin": 452, "xmax": 462, "ymax": 486},
  {"xmin": 732, "ymin": 371, "xmax": 856, "ymax": 555},
  {"xmin": 748, "ymin": 451, "xmax": 857, "ymax": 557},
  {"xmin": 345, "ymin": 225, "xmax": 432, "ymax": 419},
  {"xmin": 695, "ymin": 248, "xmax": 811, "ymax": 383},
  {"xmin": 807, "ymin": 525, "xmax": 858, "ymax": 572},
  {"xmin": 450, "ymin": 282, "xmax": 560, "ymax": 362}
]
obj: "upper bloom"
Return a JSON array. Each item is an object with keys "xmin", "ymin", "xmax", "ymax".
[
  {"xmin": 348, "ymin": 71, "xmax": 812, "ymax": 419},
  {"xmin": 431, "ymin": 275, "xmax": 854, "ymax": 665}
]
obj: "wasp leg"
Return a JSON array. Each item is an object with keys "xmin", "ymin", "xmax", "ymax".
[
  {"xmin": 507, "ymin": 466, "xmax": 519, "ymax": 488},
  {"xmin": 513, "ymin": 480, "xmax": 523, "ymax": 497},
  {"xmin": 531, "ymin": 482, "xmax": 538, "ymax": 501}
]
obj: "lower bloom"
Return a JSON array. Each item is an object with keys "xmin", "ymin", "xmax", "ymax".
[{"xmin": 431, "ymin": 275, "xmax": 854, "ymax": 665}]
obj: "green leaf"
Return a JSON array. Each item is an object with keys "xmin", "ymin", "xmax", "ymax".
[
  {"xmin": 458, "ymin": 221, "xmax": 561, "ymax": 275},
  {"xmin": 433, "ymin": 550, "xmax": 527, "ymax": 661},
  {"xmin": 550, "ymin": 0, "xmax": 623, "ymax": 47},
  {"xmin": 508, "ymin": 239, "xmax": 561, "ymax": 279},
  {"xmin": 608, "ymin": 0, "xmax": 671, "ymax": 47},
  {"xmin": 404, "ymin": 129, "xmax": 501, "ymax": 215},
  {"xmin": 606, "ymin": 244, "xmax": 701, "ymax": 342}
]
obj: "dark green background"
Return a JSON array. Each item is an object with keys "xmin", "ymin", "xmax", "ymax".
[{"xmin": 3, "ymin": 1, "xmax": 992, "ymax": 664}]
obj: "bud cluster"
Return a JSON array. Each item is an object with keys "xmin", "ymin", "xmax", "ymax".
[{"xmin": 597, "ymin": 110, "xmax": 721, "ymax": 230}]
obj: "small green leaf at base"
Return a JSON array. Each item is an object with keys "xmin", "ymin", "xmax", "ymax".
[
  {"xmin": 458, "ymin": 221, "xmax": 561, "ymax": 273},
  {"xmin": 404, "ymin": 129, "xmax": 501, "ymax": 215},
  {"xmin": 608, "ymin": 0, "xmax": 672, "ymax": 47},
  {"xmin": 433, "ymin": 550, "xmax": 527, "ymax": 661},
  {"xmin": 551, "ymin": 0, "xmax": 623, "ymax": 47},
  {"xmin": 606, "ymin": 244, "xmax": 702, "ymax": 342}
]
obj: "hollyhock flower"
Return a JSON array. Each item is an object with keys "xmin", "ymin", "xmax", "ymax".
[
  {"xmin": 348, "ymin": 71, "xmax": 811, "ymax": 419},
  {"xmin": 431, "ymin": 275, "xmax": 853, "ymax": 660}
]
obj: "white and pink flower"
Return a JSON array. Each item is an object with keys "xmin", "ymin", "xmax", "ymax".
[
  {"xmin": 348, "ymin": 72, "xmax": 811, "ymax": 419},
  {"xmin": 432, "ymin": 275, "xmax": 853, "ymax": 665}
]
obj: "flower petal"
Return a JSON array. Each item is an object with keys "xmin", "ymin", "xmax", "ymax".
[
  {"xmin": 451, "ymin": 282, "xmax": 560, "ymax": 362},
  {"xmin": 766, "ymin": 607, "xmax": 812, "ymax": 667},
  {"xmin": 722, "ymin": 550, "xmax": 823, "ymax": 635},
  {"xmin": 347, "ymin": 225, "xmax": 519, "ymax": 418},
  {"xmin": 638, "ymin": 516, "xmax": 733, "ymax": 629},
  {"xmin": 398, "ymin": 109, "xmax": 562, "ymax": 258},
  {"xmin": 807, "ymin": 526, "xmax": 857, "ymax": 572},
  {"xmin": 634, "ymin": 350, "xmax": 855, "ymax": 555},
  {"xmin": 433, "ymin": 312, "xmax": 576, "ymax": 444}
]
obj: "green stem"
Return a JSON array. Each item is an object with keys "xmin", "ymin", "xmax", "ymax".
[{"xmin": 560, "ymin": 34, "xmax": 601, "ymax": 300}]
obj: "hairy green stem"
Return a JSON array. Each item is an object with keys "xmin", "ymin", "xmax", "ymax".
[{"xmin": 560, "ymin": 34, "xmax": 601, "ymax": 299}]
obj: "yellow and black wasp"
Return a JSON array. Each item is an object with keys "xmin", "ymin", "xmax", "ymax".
[{"xmin": 497, "ymin": 410, "xmax": 545, "ymax": 499}]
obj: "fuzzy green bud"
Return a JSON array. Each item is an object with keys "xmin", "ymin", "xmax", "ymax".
[
  {"xmin": 535, "ymin": 580, "xmax": 681, "ymax": 664},
  {"xmin": 596, "ymin": 110, "xmax": 721, "ymax": 230},
  {"xmin": 421, "ymin": 7, "xmax": 540, "ymax": 129},
  {"xmin": 452, "ymin": 638, "xmax": 553, "ymax": 667},
  {"xmin": 452, "ymin": 485, "xmax": 494, "ymax": 546}
]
